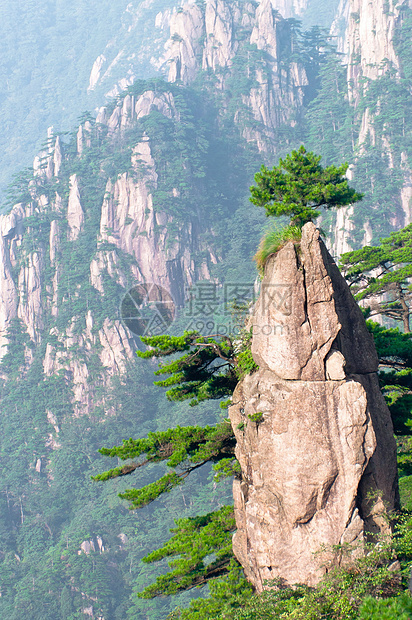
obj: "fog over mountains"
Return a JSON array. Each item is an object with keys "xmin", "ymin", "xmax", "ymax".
[{"xmin": 0, "ymin": 0, "xmax": 411, "ymax": 618}]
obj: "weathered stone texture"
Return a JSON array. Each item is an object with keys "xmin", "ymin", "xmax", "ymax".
[
  {"xmin": 251, "ymin": 223, "xmax": 378, "ymax": 380},
  {"xmin": 230, "ymin": 222, "xmax": 398, "ymax": 590}
]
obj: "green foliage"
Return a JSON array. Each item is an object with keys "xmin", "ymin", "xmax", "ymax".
[
  {"xmin": 168, "ymin": 560, "xmax": 253, "ymax": 619},
  {"xmin": 139, "ymin": 506, "xmax": 236, "ymax": 598},
  {"xmin": 394, "ymin": 3, "xmax": 412, "ymax": 82},
  {"xmin": 59, "ymin": 586, "xmax": 75, "ymax": 619},
  {"xmin": 212, "ymin": 458, "xmax": 241, "ymax": 482},
  {"xmin": 254, "ymin": 224, "xmax": 302, "ymax": 272},
  {"xmin": 341, "ymin": 224, "xmax": 412, "ymax": 331},
  {"xmin": 347, "ymin": 63, "xmax": 412, "ymax": 243},
  {"xmin": 168, "ymin": 529, "xmax": 410, "ymax": 619},
  {"xmin": 365, "ymin": 320, "xmax": 412, "ymax": 434},
  {"xmin": 342, "ymin": 226, "xmax": 412, "ymax": 436},
  {"xmin": 305, "ymin": 55, "xmax": 354, "ymax": 167},
  {"xmin": 4, "ymin": 168, "xmax": 35, "ymax": 209},
  {"xmin": 299, "ymin": 26, "xmax": 336, "ymax": 103},
  {"xmin": 357, "ymin": 592, "xmax": 412, "ymax": 620},
  {"xmin": 93, "ymin": 420, "xmax": 235, "ymax": 508},
  {"xmin": 399, "ymin": 473, "xmax": 412, "ymax": 507},
  {"xmin": 250, "ymin": 146, "xmax": 363, "ymax": 226},
  {"xmin": 247, "ymin": 411, "xmax": 263, "ymax": 424},
  {"xmin": 137, "ymin": 332, "xmax": 238, "ymax": 406},
  {"xmin": 0, "ymin": 318, "xmax": 32, "ymax": 377},
  {"xmin": 139, "ymin": 95, "xmax": 209, "ymax": 221},
  {"xmin": 235, "ymin": 348, "xmax": 259, "ymax": 379},
  {"xmin": 94, "ymin": 329, "xmax": 241, "ymax": 606}
]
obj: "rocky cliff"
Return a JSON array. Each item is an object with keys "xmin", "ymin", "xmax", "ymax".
[
  {"xmin": 0, "ymin": 90, "xmax": 217, "ymax": 404},
  {"xmin": 91, "ymin": 0, "xmax": 309, "ymax": 147},
  {"xmin": 158, "ymin": 0, "xmax": 307, "ymax": 152},
  {"xmin": 346, "ymin": 0, "xmax": 401, "ymax": 100},
  {"xmin": 329, "ymin": 0, "xmax": 412, "ymax": 250},
  {"xmin": 229, "ymin": 223, "xmax": 399, "ymax": 589},
  {"xmin": 0, "ymin": 0, "xmax": 312, "ymax": 397}
]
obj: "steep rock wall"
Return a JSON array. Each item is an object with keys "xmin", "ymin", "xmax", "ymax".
[
  {"xmin": 0, "ymin": 89, "xmax": 214, "ymax": 414},
  {"xmin": 229, "ymin": 223, "xmax": 399, "ymax": 589},
  {"xmin": 330, "ymin": 0, "xmax": 412, "ymax": 252},
  {"xmin": 160, "ymin": 0, "xmax": 307, "ymax": 152},
  {"xmin": 346, "ymin": 0, "xmax": 401, "ymax": 101}
]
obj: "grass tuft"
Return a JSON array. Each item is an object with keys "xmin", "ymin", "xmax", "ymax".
[{"xmin": 254, "ymin": 225, "xmax": 302, "ymax": 273}]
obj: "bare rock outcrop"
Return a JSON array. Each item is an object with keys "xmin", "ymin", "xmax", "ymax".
[
  {"xmin": 270, "ymin": 0, "xmax": 309, "ymax": 18},
  {"xmin": 229, "ymin": 222, "xmax": 399, "ymax": 590},
  {"xmin": 346, "ymin": 0, "xmax": 401, "ymax": 101},
  {"xmin": 328, "ymin": 0, "xmax": 412, "ymax": 250},
  {"xmin": 332, "ymin": 0, "xmax": 412, "ymax": 241},
  {"xmin": 67, "ymin": 174, "xmax": 84, "ymax": 241},
  {"xmin": 166, "ymin": 3, "xmax": 204, "ymax": 83},
  {"xmin": 160, "ymin": 0, "xmax": 307, "ymax": 153}
]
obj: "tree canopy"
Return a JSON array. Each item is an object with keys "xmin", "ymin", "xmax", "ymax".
[
  {"xmin": 364, "ymin": 318, "xmax": 412, "ymax": 436},
  {"xmin": 249, "ymin": 145, "xmax": 363, "ymax": 226},
  {"xmin": 341, "ymin": 224, "xmax": 412, "ymax": 332}
]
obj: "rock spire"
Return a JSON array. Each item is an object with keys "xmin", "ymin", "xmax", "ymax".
[{"xmin": 229, "ymin": 222, "xmax": 399, "ymax": 590}]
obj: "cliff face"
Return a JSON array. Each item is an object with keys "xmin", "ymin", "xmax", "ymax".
[
  {"xmin": 346, "ymin": 0, "xmax": 401, "ymax": 100},
  {"xmin": 0, "ymin": 88, "xmax": 215, "ymax": 417},
  {"xmin": 229, "ymin": 223, "xmax": 398, "ymax": 589},
  {"xmin": 0, "ymin": 0, "xmax": 311, "ymax": 393},
  {"xmin": 330, "ymin": 0, "xmax": 412, "ymax": 250},
  {"xmin": 159, "ymin": 0, "xmax": 307, "ymax": 152},
  {"xmin": 86, "ymin": 0, "xmax": 308, "ymax": 154}
]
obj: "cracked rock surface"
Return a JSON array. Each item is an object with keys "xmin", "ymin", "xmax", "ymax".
[{"xmin": 229, "ymin": 222, "xmax": 399, "ymax": 589}]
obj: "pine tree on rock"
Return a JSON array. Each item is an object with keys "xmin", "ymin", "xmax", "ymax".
[{"xmin": 250, "ymin": 145, "xmax": 363, "ymax": 226}]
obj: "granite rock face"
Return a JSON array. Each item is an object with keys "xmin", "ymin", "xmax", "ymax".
[
  {"xmin": 328, "ymin": 0, "xmax": 412, "ymax": 254},
  {"xmin": 0, "ymin": 92, "xmax": 215, "ymax": 414},
  {"xmin": 229, "ymin": 222, "xmax": 399, "ymax": 590},
  {"xmin": 159, "ymin": 0, "xmax": 307, "ymax": 153}
]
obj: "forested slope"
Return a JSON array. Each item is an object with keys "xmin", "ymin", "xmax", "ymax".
[{"xmin": 0, "ymin": 0, "xmax": 412, "ymax": 618}]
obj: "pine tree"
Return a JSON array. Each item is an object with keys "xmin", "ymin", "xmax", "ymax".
[
  {"xmin": 60, "ymin": 586, "xmax": 74, "ymax": 619},
  {"xmin": 365, "ymin": 318, "xmax": 412, "ymax": 436},
  {"xmin": 250, "ymin": 145, "xmax": 363, "ymax": 226},
  {"xmin": 93, "ymin": 329, "xmax": 255, "ymax": 599},
  {"xmin": 341, "ymin": 224, "xmax": 412, "ymax": 332}
]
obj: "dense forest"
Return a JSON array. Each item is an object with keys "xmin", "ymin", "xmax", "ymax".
[{"xmin": 1, "ymin": 0, "xmax": 412, "ymax": 618}]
